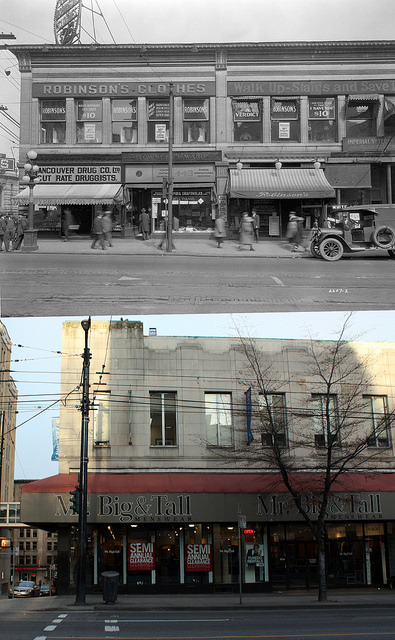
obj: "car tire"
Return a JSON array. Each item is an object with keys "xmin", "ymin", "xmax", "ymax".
[
  {"xmin": 310, "ymin": 241, "xmax": 321, "ymax": 258},
  {"xmin": 372, "ymin": 226, "xmax": 395, "ymax": 249},
  {"xmin": 319, "ymin": 237, "xmax": 344, "ymax": 261},
  {"xmin": 388, "ymin": 249, "xmax": 395, "ymax": 259}
]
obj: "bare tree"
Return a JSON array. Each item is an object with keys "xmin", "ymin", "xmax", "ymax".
[{"xmin": 231, "ymin": 314, "xmax": 394, "ymax": 601}]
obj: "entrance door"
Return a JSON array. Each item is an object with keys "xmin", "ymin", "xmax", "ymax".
[{"xmin": 155, "ymin": 528, "xmax": 180, "ymax": 585}]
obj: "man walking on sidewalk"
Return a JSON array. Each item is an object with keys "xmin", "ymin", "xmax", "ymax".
[{"xmin": 91, "ymin": 213, "xmax": 106, "ymax": 250}]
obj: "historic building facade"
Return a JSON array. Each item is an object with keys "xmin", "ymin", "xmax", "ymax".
[
  {"xmin": 8, "ymin": 40, "xmax": 395, "ymax": 239},
  {"xmin": 19, "ymin": 320, "xmax": 395, "ymax": 594}
]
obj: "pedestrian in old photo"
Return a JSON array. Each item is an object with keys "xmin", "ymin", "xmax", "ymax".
[
  {"xmin": 91, "ymin": 213, "xmax": 106, "ymax": 250},
  {"xmin": 238, "ymin": 211, "xmax": 255, "ymax": 251},
  {"xmin": 139, "ymin": 208, "xmax": 150, "ymax": 240},
  {"xmin": 0, "ymin": 215, "xmax": 6, "ymax": 251},
  {"xmin": 62, "ymin": 208, "xmax": 72, "ymax": 242},
  {"xmin": 13, "ymin": 215, "xmax": 28, "ymax": 250},
  {"xmin": 102, "ymin": 209, "xmax": 113, "ymax": 247},
  {"xmin": 214, "ymin": 215, "xmax": 226, "ymax": 248},
  {"xmin": 286, "ymin": 211, "xmax": 303, "ymax": 251},
  {"xmin": 251, "ymin": 208, "xmax": 260, "ymax": 243},
  {"xmin": 3, "ymin": 214, "xmax": 15, "ymax": 252}
]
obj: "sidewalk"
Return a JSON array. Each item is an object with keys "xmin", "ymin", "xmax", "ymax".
[
  {"xmin": 0, "ymin": 589, "xmax": 394, "ymax": 612},
  {"xmin": 11, "ymin": 236, "xmax": 312, "ymax": 258}
]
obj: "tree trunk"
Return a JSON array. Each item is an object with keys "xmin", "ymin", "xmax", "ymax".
[{"xmin": 317, "ymin": 534, "xmax": 327, "ymax": 601}]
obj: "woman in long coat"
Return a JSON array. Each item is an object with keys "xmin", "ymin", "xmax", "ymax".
[
  {"xmin": 214, "ymin": 216, "xmax": 226, "ymax": 248},
  {"xmin": 238, "ymin": 212, "xmax": 255, "ymax": 251}
]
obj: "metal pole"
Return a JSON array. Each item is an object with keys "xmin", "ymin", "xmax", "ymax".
[
  {"xmin": 166, "ymin": 83, "xmax": 174, "ymax": 253},
  {"xmin": 238, "ymin": 504, "xmax": 243, "ymax": 605},
  {"xmin": 75, "ymin": 318, "xmax": 91, "ymax": 605}
]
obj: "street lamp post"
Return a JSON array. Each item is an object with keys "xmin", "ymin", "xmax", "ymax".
[{"xmin": 21, "ymin": 150, "xmax": 40, "ymax": 252}]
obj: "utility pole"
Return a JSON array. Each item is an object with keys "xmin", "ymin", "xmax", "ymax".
[
  {"xmin": 166, "ymin": 83, "xmax": 174, "ymax": 253},
  {"xmin": 75, "ymin": 318, "xmax": 91, "ymax": 605}
]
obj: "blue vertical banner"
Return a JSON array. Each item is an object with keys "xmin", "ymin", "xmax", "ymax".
[
  {"xmin": 245, "ymin": 387, "xmax": 254, "ymax": 444},
  {"xmin": 51, "ymin": 417, "xmax": 59, "ymax": 461}
]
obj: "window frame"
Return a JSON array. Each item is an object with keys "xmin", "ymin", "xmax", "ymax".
[
  {"xmin": 147, "ymin": 99, "xmax": 170, "ymax": 144},
  {"xmin": 111, "ymin": 98, "xmax": 138, "ymax": 144},
  {"xmin": 183, "ymin": 98, "xmax": 210, "ymax": 143},
  {"xmin": 312, "ymin": 393, "xmax": 339, "ymax": 448},
  {"xmin": 259, "ymin": 392, "xmax": 287, "ymax": 447},
  {"xmin": 76, "ymin": 99, "xmax": 103, "ymax": 144},
  {"xmin": 93, "ymin": 392, "xmax": 111, "ymax": 446},
  {"xmin": 149, "ymin": 391, "xmax": 177, "ymax": 446},
  {"xmin": 40, "ymin": 99, "xmax": 66, "ymax": 145},
  {"xmin": 308, "ymin": 97, "xmax": 337, "ymax": 143},
  {"xmin": 204, "ymin": 392, "xmax": 233, "ymax": 447},
  {"xmin": 363, "ymin": 394, "xmax": 390, "ymax": 448}
]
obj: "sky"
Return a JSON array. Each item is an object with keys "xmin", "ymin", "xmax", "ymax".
[
  {"xmin": 1, "ymin": 0, "xmax": 395, "ymax": 157},
  {"xmin": 4, "ymin": 310, "xmax": 395, "ymax": 481}
]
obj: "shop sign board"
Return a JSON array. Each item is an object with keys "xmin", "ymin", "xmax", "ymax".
[
  {"xmin": 228, "ymin": 79, "xmax": 395, "ymax": 96},
  {"xmin": 20, "ymin": 490, "xmax": 393, "ymax": 525},
  {"xmin": 125, "ymin": 164, "xmax": 215, "ymax": 184},
  {"xmin": 185, "ymin": 543, "xmax": 213, "ymax": 572},
  {"xmin": 308, "ymin": 98, "xmax": 336, "ymax": 119},
  {"xmin": 128, "ymin": 542, "xmax": 155, "ymax": 571},
  {"xmin": 0, "ymin": 157, "xmax": 15, "ymax": 172},
  {"xmin": 343, "ymin": 136, "xmax": 395, "ymax": 153},
  {"xmin": 122, "ymin": 151, "xmax": 222, "ymax": 163},
  {"xmin": 33, "ymin": 81, "xmax": 216, "ymax": 98},
  {"xmin": 40, "ymin": 165, "xmax": 121, "ymax": 183}
]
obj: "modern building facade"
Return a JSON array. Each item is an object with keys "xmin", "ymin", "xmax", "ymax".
[
  {"xmin": 20, "ymin": 320, "xmax": 395, "ymax": 594},
  {"xmin": 0, "ymin": 322, "xmax": 18, "ymax": 592},
  {"xmin": 8, "ymin": 40, "xmax": 395, "ymax": 239}
]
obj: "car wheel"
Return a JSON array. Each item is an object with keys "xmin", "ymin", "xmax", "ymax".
[
  {"xmin": 372, "ymin": 226, "xmax": 395, "ymax": 249},
  {"xmin": 310, "ymin": 241, "xmax": 321, "ymax": 258},
  {"xmin": 319, "ymin": 237, "xmax": 344, "ymax": 261},
  {"xmin": 388, "ymin": 249, "xmax": 395, "ymax": 259}
]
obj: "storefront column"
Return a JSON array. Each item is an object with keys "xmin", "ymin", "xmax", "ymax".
[
  {"xmin": 387, "ymin": 164, "xmax": 392, "ymax": 203},
  {"xmin": 180, "ymin": 531, "xmax": 185, "ymax": 584}
]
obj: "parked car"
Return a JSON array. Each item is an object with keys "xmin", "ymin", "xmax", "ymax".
[
  {"xmin": 8, "ymin": 580, "xmax": 40, "ymax": 598},
  {"xmin": 310, "ymin": 205, "xmax": 395, "ymax": 261},
  {"xmin": 39, "ymin": 583, "xmax": 54, "ymax": 596}
]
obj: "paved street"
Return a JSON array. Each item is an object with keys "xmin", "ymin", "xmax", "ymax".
[
  {"xmin": 1, "ymin": 591, "xmax": 395, "ymax": 640},
  {"xmin": 0, "ymin": 237, "xmax": 394, "ymax": 317}
]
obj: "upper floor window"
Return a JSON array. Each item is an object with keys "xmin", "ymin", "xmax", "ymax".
[
  {"xmin": 147, "ymin": 99, "xmax": 169, "ymax": 143},
  {"xmin": 346, "ymin": 96, "xmax": 378, "ymax": 138},
  {"xmin": 112, "ymin": 99, "xmax": 138, "ymax": 143},
  {"xmin": 312, "ymin": 394, "xmax": 339, "ymax": 447},
  {"xmin": 205, "ymin": 392, "xmax": 232, "ymax": 446},
  {"xmin": 363, "ymin": 395, "xmax": 390, "ymax": 447},
  {"xmin": 183, "ymin": 98, "xmax": 210, "ymax": 143},
  {"xmin": 233, "ymin": 99, "xmax": 262, "ymax": 142},
  {"xmin": 150, "ymin": 391, "xmax": 177, "ymax": 446},
  {"xmin": 384, "ymin": 97, "xmax": 395, "ymax": 137},
  {"xmin": 271, "ymin": 97, "xmax": 300, "ymax": 142},
  {"xmin": 76, "ymin": 99, "xmax": 102, "ymax": 143},
  {"xmin": 308, "ymin": 98, "xmax": 337, "ymax": 142},
  {"xmin": 93, "ymin": 393, "xmax": 111, "ymax": 446},
  {"xmin": 40, "ymin": 99, "xmax": 66, "ymax": 144},
  {"xmin": 259, "ymin": 393, "xmax": 287, "ymax": 447}
]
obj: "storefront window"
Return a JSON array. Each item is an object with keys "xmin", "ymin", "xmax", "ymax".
[
  {"xmin": 233, "ymin": 99, "xmax": 262, "ymax": 142},
  {"xmin": 205, "ymin": 392, "xmax": 232, "ymax": 447},
  {"xmin": 308, "ymin": 98, "xmax": 337, "ymax": 142},
  {"xmin": 327, "ymin": 523, "xmax": 364, "ymax": 586},
  {"xmin": 147, "ymin": 99, "xmax": 169, "ymax": 143},
  {"xmin": 271, "ymin": 97, "xmax": 300, "ymax": 142},
  {"xmin": 112, "ymin": 99, "xmax": 137, "ymax": 143},
  {"xmin": 184, "ymin": 524, "xmax": 212, "ymax": 584},
  {"xmin": 155, "ymin": 527, "xmax": 180, "ymax": 585},
  {"xmin": 213, "ymin": 525, "xmax": 239, "ymax": 584},
  {"xmin": 362, "ymin": 395, "xmax": 390, "ymax": 447},
  {"xmin": 76, "ymin": 99, "xmax": 102, "ymax": 143},
  {"xmin": 127, "ymin": 526, "xmax": 155, "ymax": 585},
  {"xmin": 40, "ymin": 100, "xmax": 66, "ymax": 144},
  {"xmin": 346, "ymin": 99, "xmax": 378, "ymax": 138},
  {"xmin": 98, "ymin": 526, "xmax": 124, "ymax": 583},
  {"xmin": 183, "ymin": 99, "xmax": 209, "ymax": 143},
  {"xmin": 244, "ymin": 525, "xmax": 267, "ymax": 584},
  {"xmin": 150, "ymin": 391, "xmax": 177, "ymax": 446}
]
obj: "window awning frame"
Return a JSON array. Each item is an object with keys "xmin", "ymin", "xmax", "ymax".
[
  {"xmin": 12, "ymin": 184, "xmax": 123, "ymax": 206},
  {"xmin": 228, "ymin": 168, "xmax": 335, "ymax": 200}
]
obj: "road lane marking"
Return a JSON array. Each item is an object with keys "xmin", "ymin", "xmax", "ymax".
[
  {"xmin": 105, "ymin": 625, "xmax": 120, "ymax": 632},
  {"xmin": 43, "ymin": 625, "xmax": 57, "ymax": 631},
  {"xmin": 271, "ymin": 276, "xmax": 285, "ymax": 286}
]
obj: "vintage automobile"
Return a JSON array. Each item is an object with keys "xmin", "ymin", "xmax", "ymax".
[
  {"xmin": 310, "ymin": 205, "xmax": 395, "ymax": 261},
  {"xmin": 8, "ymin": 580, "xmax": 40, "ymax": 598}
]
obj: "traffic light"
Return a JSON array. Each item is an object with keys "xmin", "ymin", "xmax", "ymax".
[
  {"xmin": 0, "ymin": 538, "xmax": 10, "ymax": 548},
  {"xmin": 69, "ymin": 486, "xmax": 81, "ymax": 514}
]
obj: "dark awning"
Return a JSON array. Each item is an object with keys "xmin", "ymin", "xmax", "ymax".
[
  {"xmin": 13, "ymin": 184, "xmax": 123, "ymax": 205},
  {"xmin": 347, "ymin": 94, "xmax": 380, "ymax": 106},
  {"xmin": 229, "ymin": 168, "xmax": 335, "ymax": 199},
  {"xmin": 325, "ymin": 164, "xmax": 372, "ymax": 189}
]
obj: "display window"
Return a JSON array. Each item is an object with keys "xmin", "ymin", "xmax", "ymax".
[
  {"xmin": 184, "ymin": 524, "xmax": 212, "ymax": 584},
  {"xmin": 213, "ymin": 524, "xmax": 239, "ymax": 584},
  {"xmin": 147, "ymin": 99, "xmax": 170, "ymax": 143},
  {"xmin": 183, "ymin": 98, "xmax": 210, "ymax": 143},
  {"xmin": 127, "ymin": 527, "xmax": 155, "ymax": 585},
  {"xmin": 271, "ymin": 97, "xmax": 300, "ymax": 142},
  {"xmin": 40, "ymin": 100, "xmax": 66, "ymax": 144},
  {"xmin": 76, "ymin": 99, "xmax": 102, "ymax": 143},
  {"xmin": 233, "ymin": 99, "xmax": 262, "ymax": 142},
  {"xmin": 112, "ymin": 99, "xmax": 138, "ymax": 143},
  {"xmin": 308, "ymin": 97, "xmax": 337, "ymax": 142}
]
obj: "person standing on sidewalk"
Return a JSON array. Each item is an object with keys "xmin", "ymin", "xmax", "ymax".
[
  {"xmin": 13, "ymin": 214, "xmax": 28, "ymax": 250},
  {"xmin": 0, "ymin": 215, "xmax": 6, "ymax": 251},
  {"xmin": 102, "ymin": 209, "xmax": 113, "ymax": 247},
  {"xmin": 238, "ymin": 211, "xmax": 255, "ymax": 251},
  {"xmin": 3, "ymin": 214, "xmax": 15, "ymax": 252},
  {"xmin": 91, "ymin": 213, "xmax": 106, "ymax": 250},
  {"xmin": 251, "ymin": 209, "xmax": 260, "ymax": 243},
  {"xmin": 139, "ymin": 208, "xmax": 150, "ymax": 240},
  {"xmin": 214, "ymin": 215, "xmax": 226, "ymax": 248}
]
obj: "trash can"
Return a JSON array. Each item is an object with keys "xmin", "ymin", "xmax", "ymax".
[{"xmin": 101, "ymin": 571, "xmax": 119, "ymax": 604}]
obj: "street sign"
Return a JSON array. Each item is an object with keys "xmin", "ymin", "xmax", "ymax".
[{"xmin": 0, "ymin": 158, "xmax": 15, "ymax": 171}]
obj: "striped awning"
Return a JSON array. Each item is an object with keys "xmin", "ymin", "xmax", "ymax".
[
  {"xmin": 229, "ymin": 168, "xmax": 335, "ymax": 199},
  {"xmin": 347, "ymin": 94, "xmax": 380, "ymax": 105},
  {"xmin": 13, "ymin": 183, "xmax": 123, "ymax": 205}
]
